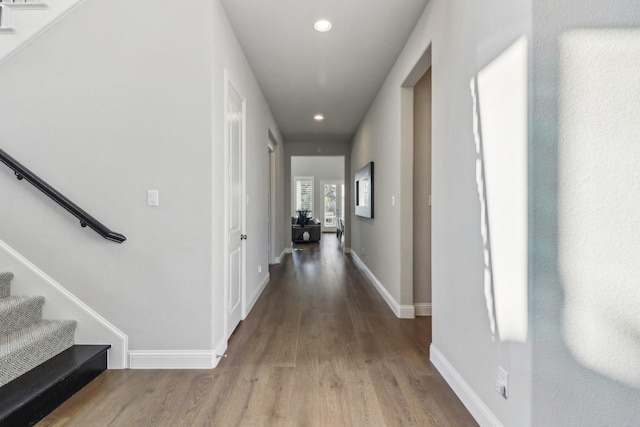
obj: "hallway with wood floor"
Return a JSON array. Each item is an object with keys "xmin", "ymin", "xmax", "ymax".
[{"xmin": 38, "ymin": 237, "xmax": 477, "ymax": 426}]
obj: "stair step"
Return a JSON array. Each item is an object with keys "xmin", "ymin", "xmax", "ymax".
[
  {"xmin": 0, "ymin": 319, "xmax": 76, "ymax": 386},
  {"xmin": 0, "ymin": 296, "xmax": 45, "ymax": 337},
  {"xmin": 0, "ymin": 344, "xmax": 110, "ymax": 427}
]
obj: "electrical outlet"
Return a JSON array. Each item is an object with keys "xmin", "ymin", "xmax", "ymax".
[
  {"xmin": 361, "ymin": 247, "xmax": 365, "ymax": 255},
  {"xmin": 258, "ymin": 265, "xmax": 262, "ymax": 273},
  {"xmin": 495, "ymin": 367, "xmax": 509, "ymax": 398}
]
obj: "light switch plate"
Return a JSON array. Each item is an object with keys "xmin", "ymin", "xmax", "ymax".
[{"xmin": 147, "ymin": 190, "xmax": 159, "ymax": 206}]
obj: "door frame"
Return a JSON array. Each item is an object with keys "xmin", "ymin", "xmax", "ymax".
[
  {"xmin": 268, "ymin": 140, "xmax": 276, "ymax": 264},
  {"xmin": 223, "ymin": 71, "xmax": 247, "ymax": 340}
]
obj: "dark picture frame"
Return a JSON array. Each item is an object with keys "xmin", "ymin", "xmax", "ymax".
[{"xmin": 355, "ymin": 162, "xmax": 374, "ymax": 218}]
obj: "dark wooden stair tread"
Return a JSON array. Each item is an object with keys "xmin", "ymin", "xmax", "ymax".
[{"xmin": 0, "ymin": 344, "xmax": 110, "ymax": 426}]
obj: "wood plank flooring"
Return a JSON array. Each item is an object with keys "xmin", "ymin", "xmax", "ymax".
[{"xmin": 37, "ymin": 236, "xmax": 478, "ymax": 426}]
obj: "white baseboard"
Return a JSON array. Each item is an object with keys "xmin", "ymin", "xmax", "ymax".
[
  {"xmin": 0, "ymin": 239, "xmax": 128, "ymax": 368},
  {"xmin": 415, "ymin": 303, "xmax": 432, "ymax": 316},
  {"xmin": 343, "ymin": 247, "xmax": 352, "ymax": 254},
  {"xmin": 275, "ymin": 247, "xmax": 290, "ymax": 263},
  {"xmin": 350, "ymin": 252, "xmax": 414, "ymax": 319},
  {"xmin": 129, "ymin": 350, "xmax": 216, "ymax": 369},
  {"xmin": 245, "ymin": 273, "xmax": 269, "ymax": 317},
  {"xmin": 430, "ymin": 344, "xmax": 503, "ymax": 427}
]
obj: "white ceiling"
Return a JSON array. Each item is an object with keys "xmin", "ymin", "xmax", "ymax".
[{"xmin": 219, "ymin": 0, "xmax": 430, "ymax": 143}]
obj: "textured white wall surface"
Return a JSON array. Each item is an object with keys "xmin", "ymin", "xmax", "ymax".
[
  {"xmin": 559, "ymin": 28, "xmax": 640, "ymax": 389},
  {"xmin": 532, "ymin": 1, "xmax": 640, "ymax": 425}
]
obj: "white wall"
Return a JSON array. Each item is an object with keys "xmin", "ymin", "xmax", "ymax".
[
  {"xmin": 0, "ymin": 0, "xmax": 281, "ymax": 365},
  {"xmin": 531, "ymin": 1, "xmax": 640, "ymax": 425},
  {"xmin": 350, "ymin": 0, "xmax": 532, "ymax": 425}
]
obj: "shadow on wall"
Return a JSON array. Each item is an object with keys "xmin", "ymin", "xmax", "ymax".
[
  {"xmin": 470, "ymin": 37, "xmax": 529, "ymax": 344},
  {"xmin": 557, "ymin": 28, "xmax": 640, "ymax": 389}
]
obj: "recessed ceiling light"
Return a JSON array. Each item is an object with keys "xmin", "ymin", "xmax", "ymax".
[
  {"xmin": 314, "ymin": 20, "xmax": 332, "ymax": 32},
  {"xmin": 314, "ymin": 114, "xmax": 325, "ymax": 121}
]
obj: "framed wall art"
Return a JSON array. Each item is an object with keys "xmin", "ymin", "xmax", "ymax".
[{"xmin": 355, "ymin": 162, "xmax": 374, "ymax": 218}]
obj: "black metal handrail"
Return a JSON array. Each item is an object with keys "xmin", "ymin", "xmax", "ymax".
[{"xmin": 0, "ymin": 148, "xmax": 126, "ymax": 243}]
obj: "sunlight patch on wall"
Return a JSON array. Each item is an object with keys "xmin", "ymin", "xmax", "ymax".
[
  {"xmin": 559, "ymin": 29, "xmax": 640, "ymax": 387},
  {"xmin": 471, "ymin": 77, "xmax": 497, "ymax": 339},
  {"xmin": 472, "ymin": 36, "xmax": 529, "ymax": 343}
]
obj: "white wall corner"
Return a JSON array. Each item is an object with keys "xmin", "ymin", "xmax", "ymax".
[
  {"xmin": 0, "ymin": 239, "xmax": 128, "ymax": 368},
  {"xmin": 399, "ymin": 304, "xmax": 416, "ymax": 318},
  {"xmin": 415, "ymin": 303, "xmax": 432, "ymax": 316},
  {"xmin": 350, "ymin": 251, "xmax": 413, "ymax": 318},
  {"xmin": 430, "ymin": 344, "xmax": 503, "ymax": 427},
  {"xmin": 245, "ymin": 273, "xmax": 269, "ymax": 317}
]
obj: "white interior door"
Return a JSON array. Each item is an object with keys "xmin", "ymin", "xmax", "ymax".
[
  {"xmin": 320, "ymin": 180, "xmax": 343, "ymax": 232},
  {"xmin": 226, "ymin": 81, "xmax": 245, "ymax": 338}
]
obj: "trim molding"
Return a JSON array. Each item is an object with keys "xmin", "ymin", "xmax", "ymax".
[
  {"xmin": 276, "ymin": 248, "xmax": 290, "ymax": 263},
  {"xmin": 129, "ymin": 335, "xmax": 229, "ymax": 369},
  {"xmin": 415, "ymin": 303, "xmax": 432, "ymax": 316},
  {"xmin": 430, "ymin": 344, "xmax": 503, "ymax": 427},
  {"xmin": 129, "ymin": 350, "xmax": 216, "ymax": 369},
  {"xmin": 245, "ymin": 273, "xmax": 269, "ymax": 317},
  {"xmin": 343, "ymin": 247, "xmax": 352, "ymax": 254},
  {"xmin": 350, "ymin": 252, "xmax": 414, "ymax": 319}
]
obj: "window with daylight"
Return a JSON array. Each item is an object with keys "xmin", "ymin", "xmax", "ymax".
[{"xmin": 295, "ymin": 176, "xmax": 314, "ymax": 215}]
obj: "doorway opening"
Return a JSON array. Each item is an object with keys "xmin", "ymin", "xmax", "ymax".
[
  {"xmin": 412, "ymin": 67, "xmax": 432, "ymax": 316},
  {"xmin": 268, "ymin": 141, "xmax": 276, "ymax": 264},
  {"xmin": 290, "ymin": 156, "xmax": 345, "ymax": 237},
  {"xmin": 401, "ymin": 44, "xmax": 432, "ymax": 318}
]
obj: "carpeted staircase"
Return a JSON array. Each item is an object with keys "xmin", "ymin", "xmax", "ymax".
[
  {"xmin": 0, "ymin": 271, "xmax": 110, "ymax": 426},
  {"xmin": 0, "ymin": 271, "xmax": 76, "ymax": 386}
]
